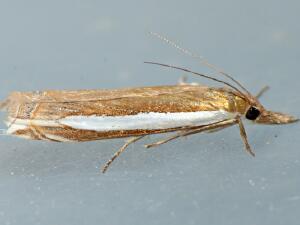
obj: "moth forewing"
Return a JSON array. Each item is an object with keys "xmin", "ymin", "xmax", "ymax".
[{"xmin": 2, "ymin": 85, "xmax": 247, "ymax": 142}]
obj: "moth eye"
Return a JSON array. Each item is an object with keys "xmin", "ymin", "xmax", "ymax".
[{"xmin": 246, "ymin": 106, "xmax": 261, "ymax": 120}]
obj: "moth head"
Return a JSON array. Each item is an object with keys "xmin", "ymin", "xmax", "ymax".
[
  {"xmin": 251, "ymin": 109, "xmax": 298, "ymax": 124},
  {"xmin": 244, "ymin": 101, "xmax": 298, "ymax": 125}
]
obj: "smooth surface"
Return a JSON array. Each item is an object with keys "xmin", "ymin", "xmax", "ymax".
[{"xmin": 0, "ymin": 1, "xmax": 299, "ymax": 225}]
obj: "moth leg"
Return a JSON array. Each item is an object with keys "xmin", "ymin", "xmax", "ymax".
[
  {"xmin": 177, "ymin": 76, "xmax": 200, "ymax": 86},
  {"xmin": 145, "ymin": 117, "xmax": 255, "ymax": 157},
  {"xmin": 145, "ymin": 131, "xmax": 186, "ymax": 148},
  {"xmin": 102, "ymin": 136, "xmax": 145, "ymax": 173},
  {"xmin": 185, "ymin": 117, "xmax": 255, "ymax": 157},
  {"xmin": 177, "ymin": 76, "xmax": 188, "ymax": 85},
  {"xmin": 145, "ymin": 118, "xmax": 237, "ymax": 149},
  {"xmin": 205, "ymin": 127, "xmax": 225, "ymax": 133},
  {"xmin": 256, "ymin": 86, "xmax": 269, "ymax": 99},
  {"xmin": 6, "ymin": 104, "xmax": 21, "ymax": 130},
  {"xmin": 237, "ymin": 117, "xmax": 255, "ymax": 157}
]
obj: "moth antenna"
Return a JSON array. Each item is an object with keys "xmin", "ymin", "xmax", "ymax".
[
  {"xmin": 144, "ymin": 61, "xmax": 247, "ymax": 99},
  {"xmin": 150, "ymin": 32, "xmax": 251, "ymax": 96}
]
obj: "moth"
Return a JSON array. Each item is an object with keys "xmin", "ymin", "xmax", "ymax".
[{"xmin": 0, "ymin": 34, "xmax": 298, "ymax": 173}]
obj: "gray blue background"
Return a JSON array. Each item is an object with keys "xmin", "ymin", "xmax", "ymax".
[{"xmin": 0, "ymin": 1, "xmax": 299, "ymax": 225}]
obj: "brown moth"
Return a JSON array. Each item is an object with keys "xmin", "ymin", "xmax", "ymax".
[{"xmin": 0, "ymin": 34, "xmax": 298, "ymax": 173}]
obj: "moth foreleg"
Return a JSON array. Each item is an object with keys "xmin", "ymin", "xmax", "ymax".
[
  {"xmin": 145, "ymin": 118, "xmax": 238, "ymax": 149},
  {"xmin": 177, "ymin": 76, "xmax": 200, "ymax": 86},
  {"xmin": 237, "ymin": 117, "xmax": 255, "ymax": 157},
  {"xmin": 144, "ymin": 131, "xmax": 186, "ymax": 149},
  {"xmin": 177, "ymin": 76, "xmax": 188, "ymax": 85},
  {"xmin": 102, "ymin": 136, "xmax": 145, "ymax": 173},
  {"xmin": 182, "ymin": 117, "xmax": 255, "ymax": 157}
]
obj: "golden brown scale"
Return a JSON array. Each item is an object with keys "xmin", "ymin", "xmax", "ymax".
[
  {"xmin": 4, "ymin": 85, "xmax": 249, "ymax": 120},
  {"xmin": 14, "ymin": 126, "xmax": 190, "ymax": 142}
]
